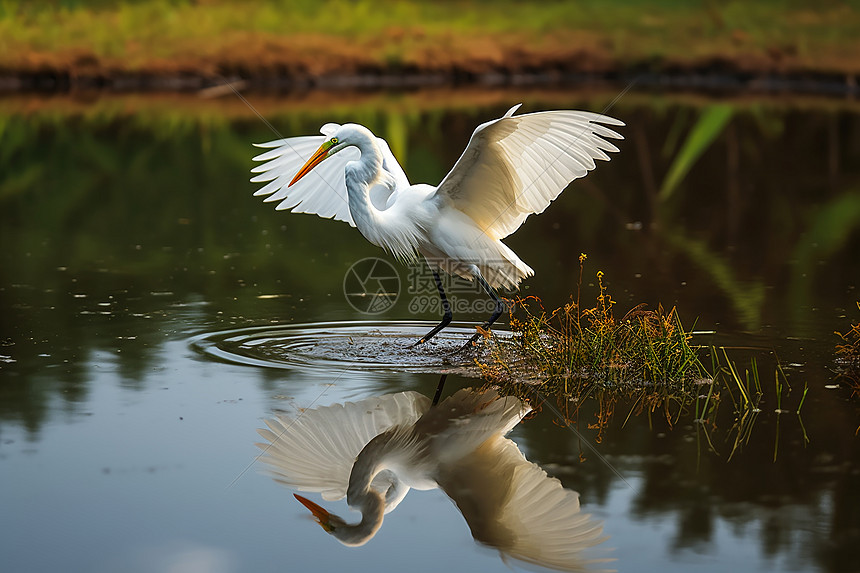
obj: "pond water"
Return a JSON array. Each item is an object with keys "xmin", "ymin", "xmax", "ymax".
[{"xmin": 1, "ymin": 90, "xmax": 860, "ymax": 573}]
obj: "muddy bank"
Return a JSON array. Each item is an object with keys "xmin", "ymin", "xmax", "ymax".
[
  {"xmin": 5, "ymin": 0, "xmax": 860, "ymax": 98},
  {"xmin": 1, "ymin": 56, "xmax": 858, "ymax": 98}
]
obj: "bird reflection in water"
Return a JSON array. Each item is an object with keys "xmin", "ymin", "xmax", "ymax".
[{"xmin": 256, "ymin": 380, "xmax": 611, "ymax": 571}]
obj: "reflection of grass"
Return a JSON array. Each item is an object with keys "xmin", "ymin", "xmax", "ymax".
[
  {"xmin": 659, "ymin": 105, "xmax": 733, "ymax": 200},
  {"xmin": 663, "ymin": 230, "xmax": 766, "ymax": 330},
  {"xmin": 480, "ymin": 256, "xmax": 805, "ymax": 457},
  {"xmin": 2, "ymin": 1, "xmax": 860, "ymax": 75}
]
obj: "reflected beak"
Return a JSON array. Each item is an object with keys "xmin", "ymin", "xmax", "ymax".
[
  {"xmin": 289, "ymin": 140, "xmax": 334, "ymax": 187},
  {"xmin": 294, "ymin": 494, "xmax": 334, "ymax": 532}
]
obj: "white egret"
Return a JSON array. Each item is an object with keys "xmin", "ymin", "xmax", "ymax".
[
  {"xmin": 251, "ymin": 105, "xmax": 623, "ymax": 346},
  {"xmin": 256, "ymin": 387, "xmax": 609, "ymax": 571}
]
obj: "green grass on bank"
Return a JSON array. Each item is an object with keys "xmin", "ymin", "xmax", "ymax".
[{"xmin": 1, "ymin": 0, "xmax": 859, "ymax": 75}]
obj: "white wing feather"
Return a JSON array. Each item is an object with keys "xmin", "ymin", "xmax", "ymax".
[
  {"xmin": 439, "ymin": 437, "xmax": 611, "ymax": 572},
  {"xmin": 251, "ymin": 130, "xmax": 358, "ymax": 226},
  {"xmin": 433, "ymin": 104, "xmax": 624, "ymax": 240},
  {"xmin": 251, "ymin": 124, "xmax": 409, "ymax": 224},
  {"xmin": 496, "ymin": 439, "xmax": 612, "ymax": 571},
  {"xmin": 256, "ymin": 391, "xmax": 430, "ymax": 501},
  {"xmin": 419, "ymin": 388, "xmax": 529, "ymax": 466}
]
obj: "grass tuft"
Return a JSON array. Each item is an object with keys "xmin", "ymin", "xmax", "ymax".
[
  {"xmin": 479, "ymin": 255, "xmax": 806, "ymax": 458},
  {"xmin": 835, "ymin": 302, "xmax": 860, "ymax": 397}
]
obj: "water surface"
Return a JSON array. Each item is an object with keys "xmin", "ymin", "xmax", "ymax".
[{"xmin": 1, "ymin": 91, "xmax": 859, "ymax": 572}]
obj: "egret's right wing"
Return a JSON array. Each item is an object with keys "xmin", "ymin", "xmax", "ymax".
[
  {"xmin": 251, "ymin": 124, "xmax": 359, "ymax": 226},
  {"xmin": 251, "ymin": 124, "xmax": 410, "ymax": 223},
  {"xmin": 438, "ymin": 437, "xmax": 611, "ymax": 572},
  {"xmin": 257, "ymin": 391, "xmax": 431, "ymax": 501}
]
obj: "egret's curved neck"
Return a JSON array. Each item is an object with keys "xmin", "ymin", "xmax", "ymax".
[
  {"xmin": 324, "ymin": 431, "xmax": 406, "ymax": 546},
  {"xmin": 331, "ymin": 488, "xmax": 385, "ymax": 546},
  {"xmin": 343, "ymin": 128, "xmax": 387, "ymax": 232},
  {"xmin": 341, "ymin": 125, "xmax": 424, "ymax": 262},
  {"xmin": 347, "ymin": 432, "xmax": 393, "ymax": 506}
]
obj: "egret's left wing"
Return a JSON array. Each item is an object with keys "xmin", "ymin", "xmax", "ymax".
[
  {"xmin": 251, "ymin": 124, "xmax": 358, "ymax": 226},
  {"xmin": 257, "ymin": 391, "xmax": 431, "ymax": 501},
  {"xmin": 432, "ymin": 105, "xmax": 623, "ymax": 240},
  {"xmin": 438, "ymin": 436, "xmax": 611, "ymax": 572}
]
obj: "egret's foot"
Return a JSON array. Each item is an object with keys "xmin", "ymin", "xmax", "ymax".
[
  {"xmin": 456, "ymin": 335, "xmax": 480, "ymax": 353},
  {"xmin": 455, "ymin": 325, "xmax": 492, "ymax": 353},
  {"xmin": 414, "ymin": 316, "xmax": 452, "ymax": 348}
]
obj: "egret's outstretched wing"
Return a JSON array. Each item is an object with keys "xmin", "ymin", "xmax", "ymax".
[
  {"xmin": 251, "ymin": 124, "xmax": 408, "ymax": 223},
  {"xmin": 251, "ymin": 124, "xmax": 358, "ymax": 225},
  {"xmin": 256, "ymin": 391, "xmax": 430, "ymax": 501},
  {"xmin": 438, "ymin": 437, "xmax": 611, "ymax": 572},
  {"xmin": 432, "ymin": 105, "xmax": 624, "ymax": 240}
]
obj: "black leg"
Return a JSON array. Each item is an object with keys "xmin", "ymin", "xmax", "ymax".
[
  {"xmin": 414, "ymin": 270, "xmax": 453, "ymax": 345},
  {"xmin": 432, "ymin": 374, "xmax": 448, "ymax": 405},
  {"xmin": 462, "ymin": 274, "xmax": 505, "ymax": 349}
]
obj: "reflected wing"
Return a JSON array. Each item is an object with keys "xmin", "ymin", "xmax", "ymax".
[
  {"xmin": 432, "ymin": 105, "xmax": 624, "ymax": 240},
  {"xmin": 419, "ymin": 388, "xmax": 529, "ymax": 465},
  {"xmin": 438, "ymin": 437, "xmax": 611, "ymax": 572},
  {"xmin": 256, "ymin": 391, "xmax": 431, "ymax": 501},
  {"xmin": 251, "ymin": 124, "xmax": 359, "ymax": 226}
]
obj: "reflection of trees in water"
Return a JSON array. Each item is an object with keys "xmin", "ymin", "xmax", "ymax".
[{"xmin": 515, "ymin": 384, "xmax": 860, "ymax": 573}]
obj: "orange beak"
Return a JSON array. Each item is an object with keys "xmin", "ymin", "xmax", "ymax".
[
  {"xmin": 289, "ymin": 140, "xmax": 335, "ymax": 187},
  {"xmin": 294, "ymin": 494, "xmax": 334, "ymax": 532}
]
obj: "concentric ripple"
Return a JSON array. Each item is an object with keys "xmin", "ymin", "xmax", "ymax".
[{"xmin": 188, "ymin": 320, "xmax": 502, "ymax": 375}]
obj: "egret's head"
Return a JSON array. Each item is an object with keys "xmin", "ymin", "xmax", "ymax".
[
  {"xmin": 294, "ymin": 494, "xmax": 341, "ymax": 534},
  {"xmin": 293, "ymin": 492, "xmax": 384, "ymax": 547},
  {"xmin": 288, "ymin": 134, "xmax": 345, "ymax": 187},
  {"xmin": 288, "ymin": 123, "xmax": 376, "ymax": 187}
]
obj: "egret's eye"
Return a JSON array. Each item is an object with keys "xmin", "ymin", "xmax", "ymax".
[{"xmin": 331, "ymin": 137, "xmax": 338, "ymax": 145}]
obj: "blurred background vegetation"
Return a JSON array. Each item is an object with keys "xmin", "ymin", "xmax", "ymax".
[{"xmin": 1, "ymin": 0, "xmax": 859, "ymax": 78}]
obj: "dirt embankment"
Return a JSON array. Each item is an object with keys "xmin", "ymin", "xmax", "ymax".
[{"xmin": 2, "ymin": 31, "xmax": 858, "ymax": 97}]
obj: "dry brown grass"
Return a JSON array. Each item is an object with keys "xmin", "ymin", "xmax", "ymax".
[{"xmin": 836, "ymin": 303, "xmax": 860, "ymax": 397}]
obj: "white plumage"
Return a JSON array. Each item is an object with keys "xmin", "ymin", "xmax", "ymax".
[
  {"xmin": 257, "ymin": 391, "xmax": 429, "ymax": 505},
  {"xmin": 251, "ymin": 105, "xmax": 623, "ymax": 344},
  {"xmin": 256, "ymin": 388, "xmax": 611, "ymax": 570}
]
